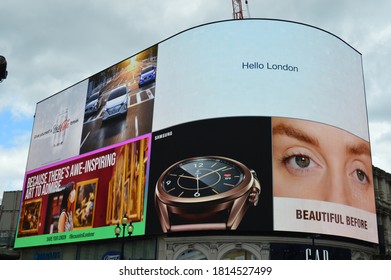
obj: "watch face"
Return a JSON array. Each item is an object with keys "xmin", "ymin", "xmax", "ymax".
[{"xmin": 160, "ymin": 157, "xmax": 245, "ymax": 198}]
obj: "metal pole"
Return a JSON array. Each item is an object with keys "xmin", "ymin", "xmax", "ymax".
[
  {"xmin": 121, "ymin": 224, "xmax": 126, "ymax": 260},
  {"xmin": 120, "ymin": 238, "xmax": 125, "ymax": 260}
]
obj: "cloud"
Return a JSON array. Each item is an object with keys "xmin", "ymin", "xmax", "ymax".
[
  {"xmin": 360, "ymin": 25, "xmax": 391, "ymax": 123},
  {"xmin": 1, "ymin": 1, "xmax": 224, "ymax": 114},
  {"xmin": 0, "ymin": 143, "xmax": 29, "ymax": 193},
  {"xmin": 369, "ymin": 121, "xmax": 391, "ymax": 171}
]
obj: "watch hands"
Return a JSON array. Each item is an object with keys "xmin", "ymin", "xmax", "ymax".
[
  {"xmin": 176, "ymin": 166, "xmax": 226, "ymax": 198},
  {"xmin": 177, "ymin": 166, "xmax": 225, "ymax": 180},
  {"xmin": 177, "ymin": 174, "xmax": 199, "ymax": 180},
  {"xmin": 194, "ymin": 172, "xmax": 200, "ymax": 197},
  {"xmin": 197, "ymin": 166, "xmax": 227, "ymax": 180}
]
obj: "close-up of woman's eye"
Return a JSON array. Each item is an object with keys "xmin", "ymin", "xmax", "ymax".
[
  {"xmin": 348, "ymin": 159, "xmax": 372, "ymax": 187},
  {"xmin": 352, "ymin": 169, "xmax": 369, "ymax": 185},
  {"xmin": 282, "ymin": 153, "xmax": 321, "ymax": 176},
  {"xmin": 283, "ymin": 155, "xmax": 310, "ymax": 168}
]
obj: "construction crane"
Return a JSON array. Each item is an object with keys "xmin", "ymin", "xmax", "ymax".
[{"xmin": 232, "ymin": 0, "xmax": 250, "ymax": 19}]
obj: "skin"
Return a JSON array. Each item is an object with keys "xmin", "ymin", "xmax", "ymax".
[
  {"xmin": 272, "ymin": 117, "xmax": 375, "ymax": 213},
  {"xmin": 58, "ymin": 188, "xmax": 76, "ymax": 232}
]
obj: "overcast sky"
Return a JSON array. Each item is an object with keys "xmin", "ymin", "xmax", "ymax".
[{"xmin": 1, "ymin": 0, "xmax": 391, "ymax": 200}]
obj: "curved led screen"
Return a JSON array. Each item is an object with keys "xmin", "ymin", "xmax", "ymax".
[{"xmin": 15, "ymin": 19, "xmax": 377, "ymax": 248}]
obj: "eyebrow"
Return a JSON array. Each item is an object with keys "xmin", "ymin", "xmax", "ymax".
[
  {"xmin": 272, "ymin": 123, "xmax": 319, "ymax": 147},
  {"xmin": 273, "ymin": 122, "xmax": 372, "ymax": 157},
  {"xmin": 346, "ymin": 142, "xmax": 371, "ymax": 157}
]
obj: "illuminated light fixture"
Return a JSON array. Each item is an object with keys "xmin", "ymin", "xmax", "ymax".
[{"xmin": 114, "ymin": 215, "xmax": 133, "ymax": 260}]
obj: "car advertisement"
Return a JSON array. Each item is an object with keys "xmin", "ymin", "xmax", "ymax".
[
  {"xmin": 16, "ymin": 19, "xmax": 377, "ymax": 248},
  {"xmin": 80, "ymin": 46, "xmax": 157, "ymax": 156}
]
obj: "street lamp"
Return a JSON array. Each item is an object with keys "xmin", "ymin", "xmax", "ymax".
[{"xmin": 114, "ymin": 215, "xmax": 133, "ymax": 260}]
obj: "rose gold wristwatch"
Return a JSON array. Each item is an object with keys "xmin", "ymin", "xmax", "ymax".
[{"xmin": 155, "ymin": 156, "xmax": 261, "ymax": 232}]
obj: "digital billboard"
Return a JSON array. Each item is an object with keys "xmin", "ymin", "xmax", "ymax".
[
  {"xmin": 146, "ymin": 117, "xmax": 273, "ymax": 234},
  {"xmin": 16, "ymin": 19, "xmax": 377, "ymax": 248},
  {"xmin": 16, "ymin": 135, "xmax": 150, "ymax": 247},
  {"xmin": 272, "ymin": 117, "xmax": 376, "ymax": 242}
]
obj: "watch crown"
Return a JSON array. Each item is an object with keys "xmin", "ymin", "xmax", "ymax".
[{"xmin": 248, "ymin": 187, "xmax": 260, "ymax": 206}]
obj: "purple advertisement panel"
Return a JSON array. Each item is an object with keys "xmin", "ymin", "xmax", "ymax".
[{"xmin": 16, "ymin": 135, "xmax": 151, "ymax": 248}]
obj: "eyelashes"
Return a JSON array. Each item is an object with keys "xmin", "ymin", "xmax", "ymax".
[
  {"xmin": 351, "ymin": 169, "xmax": 370, "ymax": 185},
  {"xmin": 284, "ymin": 155, "xmax": 311, "ymax": 168},
  {"xmin": 281, "ymin": 152, "xmax": 321, "ymax": 176}
]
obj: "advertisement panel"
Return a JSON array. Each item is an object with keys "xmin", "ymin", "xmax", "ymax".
[
  {"xmin": 16, "ymin": 19, "xmax": 377, "ymax": 248},
  {"xmin": 152, "ymin": 20, "xmax": 368, "ymax": 140},
  {"xmin": 80, "ymin": 46, "xmax": 157, "ymax": 155},
  {"xmin": 146, "ymin": 117, "xmax": 273, "ymax": 234},
  {"xmin": 147, "ymin": 19, "xmax": 377, "ymax": 243},
  {"xmin": 26, "ymin": 46, "xmax": 157, "ymax": 171},
  {"xmin": 16, "ymin": 134, "xmax": 150, "ymax": 247},
  {"xmin": 26, "ymin": 81, "xmax": 88, "ymax": 171},
  {"xmin": 272, "ymin": 117, "xmax": 377, "ymax": 242}
]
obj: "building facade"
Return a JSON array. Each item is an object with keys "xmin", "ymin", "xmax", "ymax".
[
  {"xmin": 373, "ymin": 167, "xmax": 391, "ymax": 258},
  {"xmin": 0, "ymin": 191, "xmax": 21, "ymax": 259}
]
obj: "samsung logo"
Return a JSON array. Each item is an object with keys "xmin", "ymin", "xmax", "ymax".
[{"xmin": 154, "ymin": 131, "xmax": 173, "ymax": 140}]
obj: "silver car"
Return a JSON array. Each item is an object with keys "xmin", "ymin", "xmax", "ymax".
[
  {"xmin": 84, "ymin": 92, "xmax": 100, "ymax": 119},
  {"xmin": 102, "ymin": 85, "xmax": 129, "ymax": 121}
]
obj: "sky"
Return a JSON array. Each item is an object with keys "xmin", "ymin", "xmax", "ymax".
[{"xmin": 1, "ymin": 0, "xmax": 391, "ymax": 201}]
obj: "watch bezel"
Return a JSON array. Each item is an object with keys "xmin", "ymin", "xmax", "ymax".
[{"xmin": 155, "ymin": 156, "xmax": 254, "ymax": 207}]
